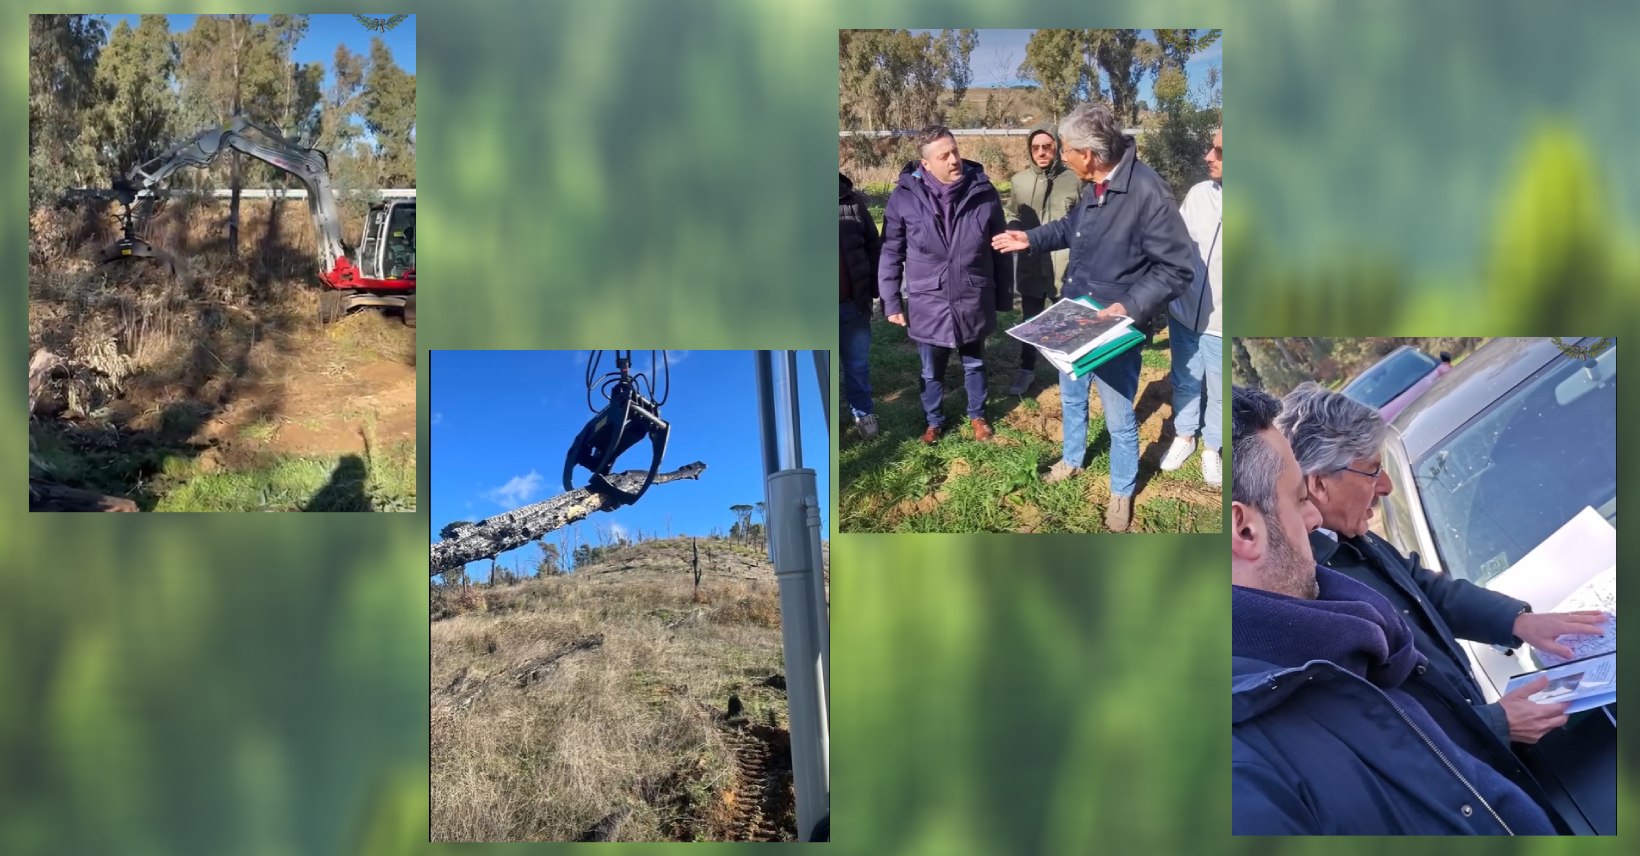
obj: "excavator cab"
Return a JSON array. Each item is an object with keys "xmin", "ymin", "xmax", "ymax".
[
  {"xmin": 563, "ymin": 351, "xmax": 671, "ymax": 508},
  {"xmin": 359, "ymin": 200, "xmax": 416, "ymax": 280}
]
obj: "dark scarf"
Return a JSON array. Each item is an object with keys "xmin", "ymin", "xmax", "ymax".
[
  {"xmin": 1234, "ymin": 566, "xmax": 1556, "ymax": 835},
  {"xmin": 922, "ymin": 166, "xmax": 971, "ymax": 246},
  {"xmin": 1234, "ymin": 564, "xmax": 1423, "ymax": 686}
]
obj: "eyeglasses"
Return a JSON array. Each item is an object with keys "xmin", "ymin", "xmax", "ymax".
[
  {"xmin": 1031, "ymin": 143, "xmax": 1056, "ymax": 152},
  {"xmin": 1337, "ymin": 462, "xmax": 1383, "ymax": 480},
  {"xmin": 1209, "ymin": 146, "xmax": 1223, "ymax": 158}
]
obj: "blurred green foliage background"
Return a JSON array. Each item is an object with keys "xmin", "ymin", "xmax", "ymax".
[{"xmin": 4, "ymin": 1, "xmax": 1636, "ymax": 854}]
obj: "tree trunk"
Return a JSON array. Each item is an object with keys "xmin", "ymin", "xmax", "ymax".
[{"xmin": 430, "ymin": 462, "xmax": 706, "ymax": 576}]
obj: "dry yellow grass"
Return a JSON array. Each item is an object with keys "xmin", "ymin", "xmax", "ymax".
[{"xmin": 430, "ymin": 540, "xmax": 800, "ymax": 842}]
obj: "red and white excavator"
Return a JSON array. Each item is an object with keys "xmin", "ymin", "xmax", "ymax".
[{"xmin": 96, "ymin": 114, "xmax": 416, "ymax": 326}]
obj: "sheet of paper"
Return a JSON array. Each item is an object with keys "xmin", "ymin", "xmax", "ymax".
[{"xmin": 1505, "ymin": 653, "xmax": 1615, "ymax": 715}]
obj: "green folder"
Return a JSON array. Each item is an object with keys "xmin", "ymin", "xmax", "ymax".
[{"xmin": 1065, "ymin": 297, "xmax": 1146, "ymax": 378}]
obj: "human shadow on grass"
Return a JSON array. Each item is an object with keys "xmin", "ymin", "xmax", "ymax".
[{"xmin": 304, "ymin": 454, "xmax": 372, "ymax": 511}]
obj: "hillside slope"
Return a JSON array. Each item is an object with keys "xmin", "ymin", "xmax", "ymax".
[{"xmin": 431, "ymin": 537, "xmax": 825, "ymax": 842}]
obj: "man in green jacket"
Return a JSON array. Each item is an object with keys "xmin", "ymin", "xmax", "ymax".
[{"xmin": 1004, "ymin": 127, "xmax": 1083, "ymax": 395}]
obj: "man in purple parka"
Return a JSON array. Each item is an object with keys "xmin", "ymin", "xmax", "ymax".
[{"xmin": 879, "ymin": 126, "xmax": 1015, "ymax": 444}]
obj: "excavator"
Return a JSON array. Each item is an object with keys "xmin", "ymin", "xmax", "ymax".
[{"xmin": 93, "ymin": 114, "xmax": 415, "ymax": 326}]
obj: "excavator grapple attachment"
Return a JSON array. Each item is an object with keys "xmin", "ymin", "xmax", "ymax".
[{"xmin": 563, "ymin": 351, "xmax": 672, "ymax": 508}]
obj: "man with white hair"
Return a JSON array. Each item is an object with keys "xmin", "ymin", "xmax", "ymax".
[
  {"xmin": 993, "ymin": 103, "xmax": 1194, "ymax": 531},
  {"xmin": 1272, "ymin": 382, "xmax": 1603, "ymax": 830},
  {"xmin": 1161, "ymin": 127, "xmax": 1223, "ymax": 486}
]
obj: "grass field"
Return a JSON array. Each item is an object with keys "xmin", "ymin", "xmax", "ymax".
[
  {"xmin": 839, "ymin": 311, "xmax": 1224, "ymax": 534},
  {"xmin": 431, "ymin": 538, "xmax": 806, "ymax": 842}
]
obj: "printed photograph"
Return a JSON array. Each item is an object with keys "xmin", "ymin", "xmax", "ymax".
[
  {"xmin": 1230, "ymin": 336, "xmax": 1616, "ymax": 834},
  {"xmin": 27, "ymin": 14, "xmax": 416, "ymax": 511},
  {"xmin": 429, "ymin": 350, "xmax": 830, "ymax": 842},
  {"xmin": 839, "ymin": 28, "xmax": 1222, "ymax": 533}
]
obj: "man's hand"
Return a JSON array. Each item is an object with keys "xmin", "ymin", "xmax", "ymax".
[
  {"xmin": 1098, "ymin": 302, "xmax": 1129, "ymax": 319},
  {"xmin": 887, "ymin": 313, "xmax": 907, "ymax": 327},
  {"xmin": 1514, "ymin": 610, "xmax": 1608, "ymax": 659},
  {"xmin": 992, "ymin": 230, "xmax": 1031, "ymax": 253},
  {"xmin": 1499, "ymin": 675, "xmax": 1570, "ymax": 744}
]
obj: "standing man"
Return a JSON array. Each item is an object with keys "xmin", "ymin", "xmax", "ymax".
[
  {"xmin": 880, "ymin": 126, "xmax": 1014, "ymax": 444},
  {"xmin": 1005, "ymin": 127, "xmax": 1082, "ymax": 395},
  {"xmin": 992, "ymin": 104, "xmax": 1194, "ymax": 531},
  {"xmin": 1161, "ymin": 127, "xmax": 1224, "ymax": 487},
  {"xmin": 1230, "ymin": 386, "xmax": 1557, "ymax": 835},
  {"xmin": 839, "ymin": 172, "xmax": 882, "ymax": 438}
]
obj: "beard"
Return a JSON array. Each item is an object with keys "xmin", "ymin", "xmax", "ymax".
[{"xmin": 1264, "ymin": 518, "xmax": 1319, "ymax": 600}]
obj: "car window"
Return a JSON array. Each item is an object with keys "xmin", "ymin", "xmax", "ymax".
[
  {"xmin": 1380, "ymin": 446, "xmax": 1419, "ymax": 549},
  {"xmin": 1341, "ymin": 349, "xmax": 1439, "ymax": 408},
  {"xmin": 1412, "ymin": 345, "xmax": 1617, "ymax": 585}
]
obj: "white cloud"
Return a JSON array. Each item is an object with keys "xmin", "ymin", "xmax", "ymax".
[
  {"xmin": 431, "ymin": 411, "xmax": 443, "ymax": 425},
  {"xmin": 487, "ymin": 470, "xmax": 543, "ymax": 508},
  {"xmin": 609, "ymin": 522, "xmax": 629, "ymax": 541},
  {"xmin": 667, "ymin": 350, "xmax": 690, "ymax": 366}
]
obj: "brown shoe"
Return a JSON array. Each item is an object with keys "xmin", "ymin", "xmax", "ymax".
[
  {"xmin": 1105, "ymin": 496, "xmax": 1133, "ymax": 532},
  {"xmin": 970, "ymin": 417, "xmax": 993, "ymax": 442},
  {"xmin": 920, "ymin": 424, "xmax": 943, "ymax": 445}
]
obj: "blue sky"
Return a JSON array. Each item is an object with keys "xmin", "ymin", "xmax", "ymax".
[
  {"xmin": 104, "ymin": 13, "xmax": 416, "ymax": 93},
  {"xmin": 431, "ymin": 351, "xmax": 829, "ymax": 581},
  {"xmin": 911, "ymin": 28, "xmax": 1222, "ymax": 108}
]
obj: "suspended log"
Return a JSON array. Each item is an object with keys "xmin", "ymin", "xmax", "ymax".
[{"xmin": 430, "ymin": 462, "xmax": 706, "ymax": 576}]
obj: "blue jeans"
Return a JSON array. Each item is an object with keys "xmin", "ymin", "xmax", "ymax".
[
  {"xmin": 839, "ymin": 302, "xmax": 874, "ymax": 418},
  {"xmin": 1059, "ymin": 345, "xmax": 1141, "ymax": 497},
  {"xmin": 918, "ymin": 340, "xmax": 986, "ymax": 426},
  {"xmin": 1168, "ymin": 318, "xmax": 1222, "ymax": 452}
]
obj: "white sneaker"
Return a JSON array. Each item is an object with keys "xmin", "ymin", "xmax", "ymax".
[
  {"xmin": 856, "ymin": 414, "xmax": 879, "ymax": 439},
  {"xmin": 1203, "ymin": 448, "xmax": 1221, "ymax": 487},
  {"xmin": 1160, "ymin": 436, "xmax": 1196, "ymax": 471},
  {"xmin": 1009, "ymin": 368, "xmax": 1034, "ymax": 395}
]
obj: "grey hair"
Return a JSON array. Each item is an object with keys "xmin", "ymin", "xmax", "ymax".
[
  {"xmin": 1275, "ymin": 382, "xmax": 1388, "ymax": 476},
  {"xmin": 1058, "ymin": 104, "xmax": 1127, "ymax": 165},
  {"xmin": 914, "ymin": 125, "xmax": 955, "ymax": 158},
  {"xmin": 1231, "ymin": 386, "xmax": 1284, "ymax": 515}
]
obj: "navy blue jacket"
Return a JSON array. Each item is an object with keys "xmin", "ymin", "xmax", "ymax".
[
  {"xmin": 1023, "ymin": 142, "xmax": 1193, "ymax": 327},
  {"xmin": 1233, "ymin": 567, "xmax": 1556, "ymax": 835},
  {"xmin": 1312, "ymin": 532, "xmax": 1527, "ymax": 744},
  {"xmin": 879, "ymin": 160, "xmax": 1014, "ymax": 348}
]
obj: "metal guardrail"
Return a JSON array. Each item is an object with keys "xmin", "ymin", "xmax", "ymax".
[
  {"xmin": 65, "ymin": 187, "xmax": 416, "ymax": 200},
  {"xmin": 840, "ymin": 128, "xmax": 1143, "ymax": 138}
]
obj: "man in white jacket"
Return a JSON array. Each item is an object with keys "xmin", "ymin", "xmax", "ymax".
[{"xmin": 1160, "ymin": 127, "xmax": 1223, "ymax": 486}]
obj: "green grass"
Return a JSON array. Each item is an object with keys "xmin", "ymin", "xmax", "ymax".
[
  {"xmin": 153, "ymin": 439, "xmax": 416, "ymax": 512},
  {"xmin": 840, "ymin": 311, "xmax": 1224, "ymax": 533}
]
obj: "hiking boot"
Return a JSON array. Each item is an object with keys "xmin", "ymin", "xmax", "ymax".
[
  {"xmin": 1202, "ymin": 447, "xmax": 1222, "ymax": 488},
  {"xmin": 970, "ymin": 417, "xmax": 994, "ymax": 442},
  {"xmin": 1160, "ymin": 436, "xmax": 1196, "ymax": 471},
  {"xmin": 1105, "ymin": 496, "xmax": 1133, "ymax": 532},
  {"xmin": 855, "ymin": 413, "xmax": 879, "ymax": 439},
  {"xmin": 1009, "ymin": 368, "xmax": 1034, "ymax": 395},
  {"xmin": 920, "ymin": 424, "xmax": 944, "ymax": 445},
  {"xmin": 1044, "ymin": 460, "xmax": 1082, "ymax": 484}
]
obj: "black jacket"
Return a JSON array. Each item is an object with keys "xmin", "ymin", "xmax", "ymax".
[
  {"xmin": 1021, "ymin": 141, "xmax": 1193, "ymax": 327},
  {"xmin": 839, "ymin": 173, "xmax": 881, "ymax": 310},
  {"xmin": 1311, "ymin": 530, "xmax": 1567, "ymax": 830}
]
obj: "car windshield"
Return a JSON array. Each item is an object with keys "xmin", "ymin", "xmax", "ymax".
[
  {"xmin": 1341, "ymin": 349, "xmax": 1438, "ymax": 407},
  {"xmin": 1412, "ymin": 344, "xmax": 1617, "ymax": 585}
]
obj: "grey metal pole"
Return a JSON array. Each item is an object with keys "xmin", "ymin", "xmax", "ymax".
[
  {"xmin": 759, "ymin": 349, "xmax": 829, "ymax": 840},
  {"xmin": 777, "ymin": 350, "xmax": 802, "ymax": 470},
  {"xmin": 754, "ymin": 351, "xmax": 779, "ymax": 479},
  {"xmin": 811, "ymin": 350, "xmax": 830, "ymax": 434},
  {"xmin": 766, "ymin": 468, "xmax": 828, "ymax": 840}
]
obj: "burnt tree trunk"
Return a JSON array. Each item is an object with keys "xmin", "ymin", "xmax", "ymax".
[{"xmin": 430, "ymin": 462, "xmax": 706, "ymax": 576}]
